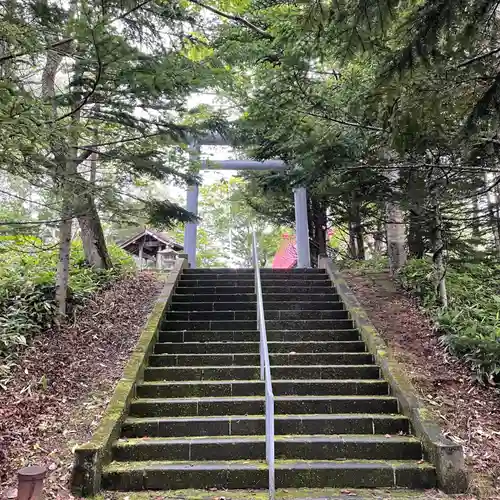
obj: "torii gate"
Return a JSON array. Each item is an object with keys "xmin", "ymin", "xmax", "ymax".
[{"xmin": 183, "ymin": 135, "xmax": 311, "ymax": 269}]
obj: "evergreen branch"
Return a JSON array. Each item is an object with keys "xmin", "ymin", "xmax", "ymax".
[
  {"xmin": 0, "ymin": 0, "xmax": 152, "ymax": 65},
  {"xmin": 0, "ymin": 189, "xmax": 58, "ymax": 210},
  {"xmin": 0, "ymin": 37, "xmax": 73, "ymax": 64},
  {"xmin": 78, "ymin": 132, "xmax": 163, "ymax": 148},
  {"xmin": 187, "ymin": 0, "xmax": 273, "ymax": 39},
  {"xmin": 51, "ymin": 30, "xmax": 103, "ymax": 124}
]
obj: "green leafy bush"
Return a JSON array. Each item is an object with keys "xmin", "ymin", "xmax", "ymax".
[
  {"xmin": 338, "ymin": 255, "xmax": 389, "ymax": 272},
  {"xmin": 0, "ymin": 237, "xmax": 135, "ymax": 379},
  {"xmin": 399, "ymin": 259, "xmax": 500, "ymax": 382}
]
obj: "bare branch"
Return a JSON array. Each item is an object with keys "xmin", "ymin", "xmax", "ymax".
[
  {"xmin": 455, "ymin": 46, "xmax": 500, "ymax": 69},
  {"xmin": 187, "ymin": 0, "xmax": 273, "ymax": 40}
]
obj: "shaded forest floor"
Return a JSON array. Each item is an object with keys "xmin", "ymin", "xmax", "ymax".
[
  {"xmin": 342, "ymin": 269, "xmax": 500, "ymax": 500},
  {"xmin": 0, "ymin": 272, "xmax": 163, "ymax": 499}
]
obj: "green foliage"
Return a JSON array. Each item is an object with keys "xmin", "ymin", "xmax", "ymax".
[
  {"xmin": 0, "ymin": 237, "xmax": 134, "ymax": 385},
  {"xmin": 399, "ymin": 259, "xmax": 500, "ymax": 382}
]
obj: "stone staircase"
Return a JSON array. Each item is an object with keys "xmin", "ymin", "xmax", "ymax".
[{"xmin": 102, "ymin": 268, "xmax": 436, "ymax": 492}]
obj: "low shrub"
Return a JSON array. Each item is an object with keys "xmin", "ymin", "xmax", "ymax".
[
  {"xmin": 399, "ymin": 259, "xmax": 500, "ymax": 383},
  {"xmin": 0, "ymin": 237, "xmax": 135, "ymax": 385},
  {"xmin": 338, "ymin": 255, "xmax": 389, "ymax": 272}
]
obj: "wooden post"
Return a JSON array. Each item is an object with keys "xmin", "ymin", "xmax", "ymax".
[{"xmin": 138, "ymin": 240, "xmax": 144, "ymax": 270}]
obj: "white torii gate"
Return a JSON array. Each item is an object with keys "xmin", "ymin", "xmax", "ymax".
[{"xmin": 183, "ymin": 138, "xmax": 311, "ymax": 269}]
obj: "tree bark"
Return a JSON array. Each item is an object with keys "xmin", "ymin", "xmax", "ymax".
[
  {"xmin": 348, "ymin": 222, "xmax": 357, "ymax": 259},
  {"xmin": 429, "ymin": 184, "xmax": 448, "ymax": 308},
  {"xmin": 385, "ymin": 168, "xmax": 407, "ymax": 275},
  {"xmin": 471, "ymin": 194, "xmax": 481, "ymax": 243},
  {"xmin": 485, "ymin": 173, "xmax": 500, "ymax": 256},
  {"xmin": 351, "ymin": 194, "xmax": 365, "ymax": 260},
  {"xmin": 76, "ymin": 191, "xmax": 113, "ymax": 269},
  {"xmin": 311, "ymin": 198, "xmax": 327, "ymax": 258},
  {"xmin": 373, "ymin": 217, "xmax": 384, "ymax": 255},
  {"xmin": 55, "ymin": 195, "xmax": 72, "ymax": 316},
  {"xmin": 408, "ymin": 210, "xmax": 426, "ymax": 258}
]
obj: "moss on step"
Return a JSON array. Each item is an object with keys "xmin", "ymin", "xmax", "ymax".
[{"xmin": 92, "ymin": 488, "xmax": 451, "ymax": 500}]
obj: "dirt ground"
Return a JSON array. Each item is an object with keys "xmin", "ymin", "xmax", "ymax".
[
  {"xmin": 342, "ymin": 269, "xmax": 500, "ymax": 500},
  {"xmin": 0, "ymin": 272, "xmax": 163, "ymax": 499}
]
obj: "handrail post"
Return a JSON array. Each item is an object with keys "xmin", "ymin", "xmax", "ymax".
[{"xmin": 252, "ymin": 230, "xmax": 275, "ymax": 500}]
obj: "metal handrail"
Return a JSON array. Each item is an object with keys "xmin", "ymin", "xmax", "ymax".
[{"xmin": 251, "ymin": 230, "xmax": 275, "ymax": 500}]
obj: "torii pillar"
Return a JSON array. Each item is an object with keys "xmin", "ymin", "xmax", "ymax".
[
  {"xmin": 293, "ymin": 186, "xmax": 311, "ymax": 268},
  {"xmin": 183, "ymin": 144, "xmax": 200, "ymax": 268}
]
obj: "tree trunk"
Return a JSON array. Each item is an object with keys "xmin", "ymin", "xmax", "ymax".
[
  {"xmin": 429, "ymin": 189, "xmax": 448, "ymax": 308},
  {"xmin": 373, "ymin": 217, "xmax": 384, "ymax": 254},
  {"xmin": 408, "ymin": 210, "xmax": 426, "ymax": 258},
  {"xmin": 55, "ymin": 195, "xmax": 72, "ymax": 316},
  {"xmin": 351, "ymin": 195, "xmax": 365, "ymax": 260},
  {"xmin": 89, "ymin": 104, "xmax": 100, "ymax": 183},
  {"xmin": 471, "ymin": 194, "xmax": 481, "ymax": 243},
  {"xmin": 348, "ymin": 221, "xmax": 357, "ymax": 259},
  {"xmin": 485, "ymin": 173, "xmax": 500, "ymax": 256},
  {"xmin": 76, "ymin": 185, "xmax": 113, "ymax": 269},
  {"xmin": 385, "ymin": 169, "xmax": 407, "ymax": 275},
  {"xmin": 311, "ymin": 198, "xmax": 327, "ymax": 258},
  {"xmin": 427, "ymin": 163, "xmax": 448, "ymax": 308}
]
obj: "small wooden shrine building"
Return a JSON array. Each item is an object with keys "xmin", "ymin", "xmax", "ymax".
[{"xmin": 118, "ymin": 228, "xmax": 184, "ymax": 270}]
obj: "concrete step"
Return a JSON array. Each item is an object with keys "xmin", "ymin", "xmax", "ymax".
[
  {"xmin": 158, "ymin": 329, "xmax": 361, "ymax": 343},
  {"xmin": 171, "ymin": 301, "xmax": 345, "ymax": 312},
  {"xmin": 154, "ymin": 340, "xmax": 366, "ymax": 354},
  {"xmin": 112, "ymin": 434, "xmax": 423, "ymax": 462},
  {"xmin": 136, "ymin": 379, "xmax": 388, "ymax": 398},
  {"xmin": 172, "ymin": 293, "xmax": 341, "ymax": 303},
  {"xmin": 172, "ymin": 301, "xmax": 258, "ymax": 311},
  {"xmin": 176, "ymin": 286, "xmax": 337, "ymax": 295},
  {"xmin": 121, "ymin": 414, "xmax": 411, "ymax": 438},
  {"xmin": 165, "ymin": 311, "xmax": 257, "ymax": 322},
  {"xmin": 264, "ymin": 293, "xmax": 341, "ymax": 302},
  {"xmin": 176, "ymin": 286, "xmax": 256, "ymax": 294},
  {"xmin": 162, "ymin": 319, "xmax": 354, "ymax": 331},
  {"xmin": 177, "ymin": 276, "xmax": 333, "ymax": 288},
  {"xmin": 183, "ymin": 272, "xmax": 328, "ymax": 281},
  {"xmin": 183, "ymin": 268, "xmax": 325, "ymax": 275},
  {"xmin": 178, "ymin": 279, "xmax": 332, "ymax": 288},
  {"xmin": 173, "ymin": 293, "xmax": 256, "ymax": 303},
  {"xmin": 164, "ymin": 310, "xmax": 349, "ymax": 322},
  {"xmin": 262, "ymin": 285, "xmax": 335, "ymax": 293},
  {"xmin": 143, "ymin": 365, "xmax": 380, "ymax": 381},
  {"xmin": 129, "ymin": 395, "xmax": 399, "ymax": 417},
  {"xmin": 102, "ymin": 459, "xmax": 436, "ymax": 490},
  {"xmin": 148, "ymin": 352, "xmax": 373, "ymax": 367}
]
